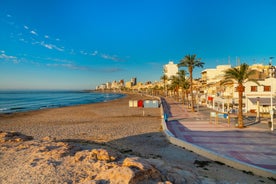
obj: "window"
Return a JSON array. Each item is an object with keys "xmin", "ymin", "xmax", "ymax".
[
  {"xmin": 251, "ymin": 86, "xmax": 257, "ymax": 92},
  {"xmin": 264, "ymin": 86, "xmax": 271, "ymax": 92}
]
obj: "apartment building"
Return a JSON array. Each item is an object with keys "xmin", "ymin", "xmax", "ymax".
[
  {"xmin": 243, "ymin": 77, "xmax": 276, "ymax": 113},
  {"xmin": 202, "ymin": 64, "xmax": 275, "ymax": 113},
  {"xmin": 163, "ymin": 61, "xmax": 178, "ymax": 82}
]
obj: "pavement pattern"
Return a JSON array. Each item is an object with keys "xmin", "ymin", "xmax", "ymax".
[{"xmin": 162, "ymin": 97, "xmax": 276, "ymax": 173}]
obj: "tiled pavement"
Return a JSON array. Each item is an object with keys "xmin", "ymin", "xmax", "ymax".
[{"xmin": 161, "ymin": 97, "xmax": 276, "ymax": 176}]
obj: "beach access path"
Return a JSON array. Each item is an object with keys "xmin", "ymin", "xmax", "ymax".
[{"xmin": 161, "ymin": 96, "xmax": 276, "ymax": 178}]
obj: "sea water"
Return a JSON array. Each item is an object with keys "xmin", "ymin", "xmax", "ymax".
[{"xmin": 0, "ymin": 90, "xmax": 125, "ymax": 114}]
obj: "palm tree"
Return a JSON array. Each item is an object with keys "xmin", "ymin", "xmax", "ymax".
[
  {"xmin": 160, "ymin": 74, "xmax": 168, "ymax": 96},
  {"xmin": 178, "ymin": 70, "xmax": 190, "ymax": 105},
  {"xmin": 178, "ymin": 54, "xmax": 204, "ymax": 112},
  {"xmin": 222, "ymin": 63, "xmax": 259, "ymax": 128},
  {"xmin": 169, "ymin": 75, "xmax": 180, "ymax": 100}
]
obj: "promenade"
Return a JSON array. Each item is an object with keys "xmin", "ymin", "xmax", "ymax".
[{"xmin": 161, "ymin": 97, "xmax": 276, "ymax": 178}]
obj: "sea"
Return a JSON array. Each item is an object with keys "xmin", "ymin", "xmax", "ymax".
[{"xmin": 0, "ymin": 90, "xmax": 125, "ymax": 114}]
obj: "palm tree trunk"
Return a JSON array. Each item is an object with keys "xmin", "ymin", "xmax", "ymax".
[
  {"xmin": 189, "ymin": 67, "xmax": 194, "ymax": 112},
  {"xmin": 238, "ymin": 84, "xmax": 244, "ymax": 128},
  {"xmin": 182, "ymin": 90, "xmax": 185, "ymax": 105}
]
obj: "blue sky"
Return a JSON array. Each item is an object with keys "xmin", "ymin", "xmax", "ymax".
[{"xmin": 1, "ymin": 0, "xmax": 276, "ymax": 90}]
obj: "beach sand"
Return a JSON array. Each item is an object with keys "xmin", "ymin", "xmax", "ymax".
[{"xmin": 0, "ymin": 93, "xmax": 274, "ymax": 183}]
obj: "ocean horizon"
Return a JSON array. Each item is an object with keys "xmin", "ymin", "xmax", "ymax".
[{"xmin": 0, "ymin": 90, "xmax": 125, "ymax": 114}]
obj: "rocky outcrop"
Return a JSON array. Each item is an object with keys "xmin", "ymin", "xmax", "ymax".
[
  {"xmin": 94, "ymin": 157, "xmax": 161, "ymax": 184},
  {"xmin": 0, "ymin": 131, "xmax": 199, "ymax": 184},
  {"xmin": 0, "ymin": 131, "xmax": 33, "ymax": 142}
]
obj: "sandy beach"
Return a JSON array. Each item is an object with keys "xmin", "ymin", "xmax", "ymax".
[{"xmin": 0, "ymin": 93, "xmax": 274, "ymax": 183}]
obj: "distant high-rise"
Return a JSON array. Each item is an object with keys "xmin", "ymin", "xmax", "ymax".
[
  {"xmin": 131, "ymin": 77, "xmax": 137, "ymax": 86},
  {"xmin": 163, "ymin": 61, "xmax": 178, "ymax": 82}
]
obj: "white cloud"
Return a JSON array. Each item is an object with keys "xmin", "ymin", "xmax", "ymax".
[
  {"xmin": 19, "ymin": 38, "xmax": 28, "ymax": 43},
  {"xmin": 46, "ymin": 58, "xmax": 73, "ymax": 64},
  {"xmin": 30, "ymin": 30, "xmax": 38, "ymax": 36},
  {"xmin": 40, "ymin": 41, "xmax": 64, "ymax": 52},
  {"xmin": 0, "ymin": 53, "xmax": 16, "ymax": 59},
  {"xmin": 0, "ymin": 53, "xmax": 19, "ymax": 64},
  {"xmin": 69, "ymin": 49, "xmax": 75, "ymax": 55},
  {"xmin": 31, "ymin": 41, "xmax": 40, "ymax": 45},
  {"xmin": 53, "ymin": 45, "xmax": 64, "ymax": 52},
  {"xmin": 100, "ymin": 67, "xmax": 124, "ymax": 72},
  {"xmin": 80, "ymin": 50, "xmax": 88, "ymax": 55},
  {"xmin": 46, "ymin": 63, "xmax": 89, "ymax": 71},
  {"xmin": 44, "ymin": 35, "xmax": 49, "ymax": 39},
  {"xmin": 24, "ymin": 25, "xmax": 29, "ymax": 30},
  {"xmin": 100, "ymin": 53, "xmax": 122, "ymax": 62},
  {"xmin": 91, "ymin": 50, "xmax": 98, "ymax": 56}
]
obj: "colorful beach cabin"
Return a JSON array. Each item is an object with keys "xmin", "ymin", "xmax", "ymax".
[{"xmin": 143, "ymin": 100, "xmax": 159, "ymax": 108}]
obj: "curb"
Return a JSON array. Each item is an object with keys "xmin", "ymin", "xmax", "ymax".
[{"xmin": 160, "ymin": 99, "xmax": 276, "ymax": 179}]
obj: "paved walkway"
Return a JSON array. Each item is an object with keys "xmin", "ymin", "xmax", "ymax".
[{"xmin": 161, "ymin": 97, "xmax": 276, "ymax": 177}]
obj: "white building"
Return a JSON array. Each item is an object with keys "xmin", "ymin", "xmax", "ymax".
[
  {"xmin": 96, "ymin": 84, "xmax": 107, "ymax": 90},
  {"xmin": 111, "ymin": 81, "xmax": 118, "ymax": 89},
  {"xmin": 106, "ymin": 82, "xmax": 112, "ymax": 89},
  {"xmin": 163, "ymin": 61, "xmax": 178, "ymax": 82},
  {"xmin": 243, "ymin": 77, "xmax": 276, "ymax": 113},
  {"xmin": 201, "ymin": 65, "xmax": 231, "ymax": 85}
]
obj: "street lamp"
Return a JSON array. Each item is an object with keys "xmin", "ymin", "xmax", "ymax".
[
  {"xmin": 256, "ymin": 97, "xmax": 260, "ymax": 123},
  {"xmin": 268, "ymin": 57, "xmax": 275, "ymax": 131}
]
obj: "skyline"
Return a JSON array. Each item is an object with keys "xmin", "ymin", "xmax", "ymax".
[{"xmin": 1, "ymin": 0, "xmax": 276, "ymax": 90}]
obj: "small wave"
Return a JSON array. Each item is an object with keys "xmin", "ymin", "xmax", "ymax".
[
  {"xmin": 0, "ymin": 108, "xmax": 8, "ymax": 111},
  {"xmin": 10, "ymin": 107, "xmax": 25, "ymax": 110},
  {"xmin": 0, "ymin": 91, "xmax": 125, "ymax": 113}
]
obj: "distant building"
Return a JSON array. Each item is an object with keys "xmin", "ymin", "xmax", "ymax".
[
  {"xmin": 111, "ymin": 80, "xmax": 118, "ymax": 89},
  {"xmin": 106, "ymin": 82, "xmax": 112, "ymax": 89},
  {"xmin": 201, "ymin": 65, "xmax": 231, "ymax": 85},
  {"xmin": 248, "ymin": 64, "xmax": 270, "ymax": 80},
  {"xmin": 125, "ymin": 81, "xmax": 132, "ymax": 88},
  {"xmin": 131, "ymin": 77, "xmax": 137, "ymax": 86},
  {"xmin": 119, "ymin": 79, "xmax": 124, "ymax": 87},
  {"xmin": 144, "ymin": 81, "xmax": 152, "ymax": 85},
  {"xmin": 96, "ymin": 84, "xmax": 106, "ymax": 90},
  {"xmin": 163, "ymin": 61, "xmax": 178, "ymax": 83}
]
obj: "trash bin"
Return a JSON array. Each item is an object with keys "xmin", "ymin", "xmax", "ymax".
[{"xmin": 138, "ymin": 100, "xmax": 143, "ymax": 107}]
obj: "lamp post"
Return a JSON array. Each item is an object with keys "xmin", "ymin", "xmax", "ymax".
[
  {"xmin": 256, "ymin": 97, "xmax": 260, "ymax": 123},
  {"xmin": 269, "ymin": 57, "xmax": 275, "ymax": 131}
]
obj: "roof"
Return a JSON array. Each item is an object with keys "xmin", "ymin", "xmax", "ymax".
[{"xmin": 249, "ymin": 97, "xmax": 276, "ymax": 105}]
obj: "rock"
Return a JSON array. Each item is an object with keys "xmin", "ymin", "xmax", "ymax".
[
  {"xmin": 90, "ymin": 149, "xmax": 119, "ymax": 162},
  {"xmin": 42, "ymin": 136, "xmax": 56, "ymax": 141},
  {"xmin": 95, "ymin": 166, "xmax": 134, "ymax": 184},
  {"xmin": 122, "ymin": 157, "xmax": 161, "ymax": 183},
  {"xmin": 123, "ymin": 157, "xmax": 153, "ymax": 171},
  {"xmin": 166, "ymin": 171, "xmax": 187, "ymax": 184},
  {"xmin": 74, "ymin": 150, "xmax": 90, "ymax": 162},
  {"xmin": 0, "ymin": 131, "xmax": 33, "ymax": 142}
]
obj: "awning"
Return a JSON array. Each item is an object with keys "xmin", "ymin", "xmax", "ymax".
[{"xmin": 249, "ymin": 98, "xmax": 276, "ymax": 106}]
